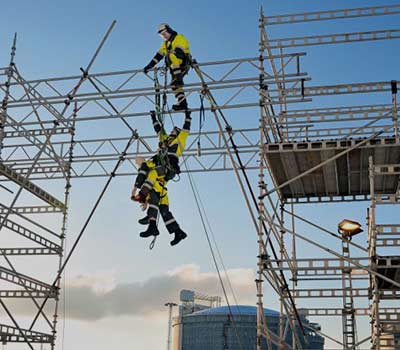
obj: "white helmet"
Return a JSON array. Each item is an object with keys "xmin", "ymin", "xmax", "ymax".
[{"xmin": 157, "ymin": 23, "xmax": 171, "ymax": 34}]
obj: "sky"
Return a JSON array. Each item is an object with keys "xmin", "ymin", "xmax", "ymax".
[{"xmin": 0, "ymin": 1, "xmax": 400, "ymax": 349}]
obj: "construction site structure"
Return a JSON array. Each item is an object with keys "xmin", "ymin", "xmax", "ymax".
[
  {"xmin": 257, "ymin": 4, "xmax": 400, "ymax": 350},
  {"xmin": 0, "ymin": 3, "xmax": 399, "ymax": 350}
]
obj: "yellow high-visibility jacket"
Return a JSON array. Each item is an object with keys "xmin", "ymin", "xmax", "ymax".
[{"xmin": 148, "ymin": 33, "xmax": 191, "ymax": 71}]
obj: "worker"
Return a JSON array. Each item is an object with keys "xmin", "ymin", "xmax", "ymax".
[
  {"xmin": 131, "ymin": 110, "xmax": 192, "ymax": 246},
  {"xmin": 131, "ymin": 110, "xmax": 191, "ymax": 202},
  {"xmin": 143, "ymin": 23, "xmax": 191, "ymax": 111},
  {"xmin": 138, "ymin": 175, "xmax": 187, "ymax": 246}
]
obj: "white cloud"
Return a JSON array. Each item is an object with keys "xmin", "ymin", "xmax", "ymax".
[{"xmin": 3, "ymin": 265, "xmax": 256, "ymax": 321}]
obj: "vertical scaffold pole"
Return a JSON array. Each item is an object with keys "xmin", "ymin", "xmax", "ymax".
[
  {"xmin": 279, "ymin": 204, "xmax": 285, "ymax": 350},
  {"xmin": 257, "ymin": 6, "xmax": 266, "ymax": 350},
  {"xmin": 51, "ymin": 103, "xmax": 77, "ymax": 350},
  {"xmin": 391, "ymin": 80, "xmax": 398, "ymax": 137},
  {"xmin": 291, "ymin": 202, "xmax": 297, "ymax": 350},
  {"xmin": 369, "ymin": 156, "xmax": 380, "ymax": 350},
  {"xmin": 0, "ymin": 33, "xmax": 17, "ymax": 159}
]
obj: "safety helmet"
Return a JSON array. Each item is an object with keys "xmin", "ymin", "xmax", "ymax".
[{"xmin": 157, "ymin": 23, "xmax": 172, "ymax": 34}]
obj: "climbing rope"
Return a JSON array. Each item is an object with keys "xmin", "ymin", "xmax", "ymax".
[
  {"xmin": 153, "ymin": 70, "xmax": 247, "ymax": 345},
  {"xmin": 184, "ymin": 162, "xmax": 245, "ymax": 350},
  {"xmin": 197, "ymin": 94, "xmax": 206, "ymax": 156},
  {"xmin": 191, "ymin": 60, "xmax": 308, "ymax": 342},
  {"xmin": 185, "ymin": 159, "xmax": 254, "ymax": 341}
]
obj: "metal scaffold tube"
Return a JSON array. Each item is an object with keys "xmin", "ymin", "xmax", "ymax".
[
  {"xmin": 0, "ymin": 3, "xmax": 399, "ymax": 349},
  {"xmin": 0, "ymin": 34, "xmax": 17, "ymax": 160}
]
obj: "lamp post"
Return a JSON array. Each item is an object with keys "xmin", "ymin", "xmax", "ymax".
[
  {"xmin": 338, "ymin": 219, "xmax": 363, "ymax": 239},
  {"xmin": 338, "ymin": 219, "xmax": 363, "ymax": 350},
  {"xmin": 165, "ymin": 302, "xmax": 177, "ymax": 350}
]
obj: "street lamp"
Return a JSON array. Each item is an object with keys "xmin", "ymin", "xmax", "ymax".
[
  {"xmin": 165, "ymin": 302, "xmax": 178, "ymax": 350},
  {"xmin": 338, "ymin": 219, "xmax": 363, "ymax": 239}
]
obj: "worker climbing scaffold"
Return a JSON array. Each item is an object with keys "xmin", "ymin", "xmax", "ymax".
[{"xmin": 143, "ymin": 23, "xmax": 191, "ymax": 111}]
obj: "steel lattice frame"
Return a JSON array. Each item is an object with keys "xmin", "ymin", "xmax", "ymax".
[
  {"xmin": 0, "ymin": 3, "xmax": 400, "ymax": 350},
  {"xmin": 257, "ymin": 4, "xmax": 400, "ymax": 350}
]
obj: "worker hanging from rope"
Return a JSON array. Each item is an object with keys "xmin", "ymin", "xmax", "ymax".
[
  {"xmin": 143, "ymin": 23, "xmax": 191, "ymax": 111},
  {"xmin": 131, "ymin": 110, "xmax": 192, "ymax": 246}
]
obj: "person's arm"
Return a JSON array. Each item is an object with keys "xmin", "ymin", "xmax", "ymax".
[
  {"xmin": 150, "ymin": 110, "xmax": 162, "ymax": 134},
  {"xmin": 150, "ymin": 110, "xmax": 167, "ymax": 144},
  {"xmin": 144, "ymin": 42, "xmax": 167, "ymax": 73},
  {"xmin": 174, "ymin": 47, "xmax": 186, "ymax": 60},
  {"xmin": 144, "ymin": 52, "xmax": 164, "ymax": 73}
]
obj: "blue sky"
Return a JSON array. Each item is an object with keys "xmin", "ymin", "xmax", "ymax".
[{"xmin": 0, "ymin": 1, "xmax": 399, "ymax": 349}]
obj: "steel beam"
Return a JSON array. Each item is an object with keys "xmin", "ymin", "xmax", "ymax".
[
  {"xmin": 299, "ymin": 308, "xmax": 400, "ymax": 317},
  {"xmin": 265, "ymin": 29, "xmax": 400, "ymax": 49},
  {"xmin": 263, "ymin": 5, "xmax": 400, "ymax": 25},
  {"xmin": 0, "ymin": 162, "xmax": 65, "ymax": 209},
  {"xmin": 0, "ymin": 216, "xmax": 61, "ymax": 252},
  {"xmin": 0, "ymin": 290, "xmax": 55, "ymax": 298},
  {"xmin": 0, "ymin": 247, "xmax": 59, "ymax": 256},
  {"xmin": 0, "ymin": 265, "xmax": 56, "ymax": 294},
  {"xmin": 0, "ymin": 206, "xmax": 62, "ymax": 215},
  {"xmin": 0, "ymin": 323, "xmax": 53, "ymax": 343}
]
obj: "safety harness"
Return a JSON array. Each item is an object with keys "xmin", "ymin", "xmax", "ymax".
[{"xmin": 164, "ymin": 34, "xmax": 192, "ymax": 78}]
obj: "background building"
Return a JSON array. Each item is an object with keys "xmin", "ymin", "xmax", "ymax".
[{"xmin": 172, "ymin": 290, "xmax": 324, "ymax": 350}]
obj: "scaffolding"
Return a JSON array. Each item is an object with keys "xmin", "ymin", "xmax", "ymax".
[
  {"xmin": 0, "ymin": 3, "xmax": 399, "ymax": 350},
  {"xmin": 258, "ymin": 4, "xmax": 400, "ymax": 350}
]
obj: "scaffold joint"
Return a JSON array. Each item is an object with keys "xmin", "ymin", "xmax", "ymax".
[
  {"xmin": 258, "ymin": 253, "xmax": 269, "ymax": 261},
  {"xmin": 132, "ymin": 130, "xmax": 139, "ymax": 139},
  {"xmin": 80, "ymin": 67, "xmax": 89, "ymax": 78}
]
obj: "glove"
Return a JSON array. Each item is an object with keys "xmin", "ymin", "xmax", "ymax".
[{"xmin": 143, "ymin": 64, "xmax": 152, "ymax": 74}]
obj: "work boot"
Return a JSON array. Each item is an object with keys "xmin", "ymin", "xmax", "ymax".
[
  {"xmin": 170, "ymin": 228, "xmax": 187, "ymax": 246},
  {"xmin": 138, "ymin": 216, "xmax": 149, "ymax": 225},
  {"xmin": 140, "ymin": 221, "xmax": 159, "ymax": 238},
  {"xmin": 172, "ymin": 100, "xmax": 188, "ymax": 111}
]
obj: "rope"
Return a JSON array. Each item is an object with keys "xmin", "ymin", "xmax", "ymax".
[
  {"xmin": 185, "ymin": 164, "xmax": 254, "ymax": 340},
  {"xmin": 151, "ymin": 76, "xmax": 245, "ymax": 345},
  {"xmin": 154, "ymin": 70, "xmax": 167, "ymax": 134},
  {"xmin": 148, "ymin": 68, "xmax": 247, "ymax": 346},
  {"xmin": 149, "ymin": 236, "xmax": 157, "ymax": 250},
  {"xmin": 191, "ymin": 60, "xmax": 307, "ymax": 341},
  {"xmin": 184, "ymin": 164, "xmax": 245, "ymax": 350},
  {"xmin": 197, "ymin": 94, "xmax": 206, "ymax": 156}
]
